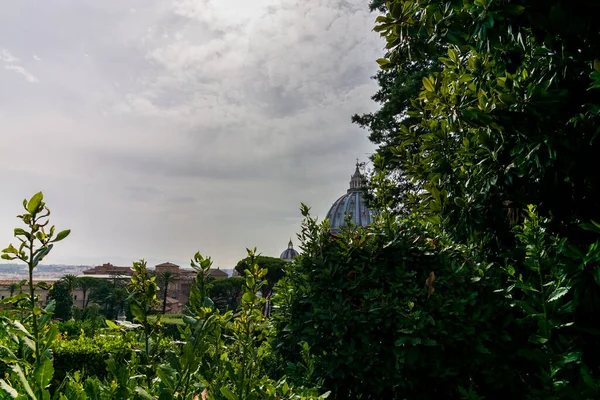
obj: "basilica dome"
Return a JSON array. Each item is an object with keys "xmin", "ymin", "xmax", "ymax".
[
  {"xmin": 280, "ymin": 239, "xmax": 299, "ymax": 261},
  {"xmin": 325, "ymin": 161, "xmax": 375, "ymax": 234}
]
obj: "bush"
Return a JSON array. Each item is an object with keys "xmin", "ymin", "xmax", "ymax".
[
  {"xmin": 56, "ymin": 317, "xmax": 105, "ymax": 339},
  {"xmin": 71, "ymin": 306, "xmax": 83, "ymax": 321},
  {"xmin": 53, "ymin": 333, "xmax": 136, "ymax": 383},
  {"xmin": 273, "ymin": 206, "xmax": 600, "ymax": 399},
  {"xmin": 273, "ymin": 209, "xmax": 499, "ymax": 398}
]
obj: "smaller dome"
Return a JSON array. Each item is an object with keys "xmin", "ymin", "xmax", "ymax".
[{"xmin": 280, "ymin": 239, "xmax": 299, "ymax": 261}]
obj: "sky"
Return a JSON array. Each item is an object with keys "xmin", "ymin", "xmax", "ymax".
[{"xmin": 0, "ymin": 0, "xmax": 382, "ymax": 269}]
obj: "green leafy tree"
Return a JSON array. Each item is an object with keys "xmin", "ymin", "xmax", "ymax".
[
  {"xmin": 88, "ymin": 275, "xmax": 128, "ymax": 319},
  {"xmin": 61, "ymin": 274, "xmax": 79, "ymax": 294},
  {"xmin": 367, "ymin": 0, "xmax": 600, "ymax": 254},
  {"xmin": 157, "ymin": 270, "xmax": 175, "ymax": 315},
  {"xmin": 209, "ymin": 277, "xmax": 245, "ymax": 312},
  {"xmin": 108, "ymin": 286, "xmax": 128, "ymax": 320},
  {"xmin": 6, "ymin": 283, "xmax": 19, "ymax": 297},
  {"xmin": 47, "ymin": 280, "xmax": 73, "ymax": 321},
  {"xmin": 77, "ymin": 276, "xmax": 97, "ymax": 309},
  {"xmin": 88, "ymin": 278, "xmax": 113, "ymax": 314}
]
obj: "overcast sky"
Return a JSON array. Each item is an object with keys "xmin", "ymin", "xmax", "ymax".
[{"xmin": 0, "ymin": 0, "xmax": 382, "ymax": 269}]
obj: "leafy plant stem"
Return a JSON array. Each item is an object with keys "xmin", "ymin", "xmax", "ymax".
[{"xmin": 28, "ymin": 232, "xmax": 41, "ymax": 370}]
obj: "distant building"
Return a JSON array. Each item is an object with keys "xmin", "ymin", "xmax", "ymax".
[
  {"xmin": 1, "ymin": 278, "xmax": 58, "ymax": 307},
  {"xmin": 82, "ymin": 263, "xmax": 133, "ymax": 276},
  {"xmin": 154, "ymin": 262, "xmax": 227, "ymax": 313},
  {"xmin": 155, "ymin": 262, "xmax": 182, "ymax": 274},
  {"xmin": 325, "ymin": 161, "xmax": 376, "ymax": 234},
  {"xmin": 279, "ymin": 239, "xmax": 299, "ymax": 261}
]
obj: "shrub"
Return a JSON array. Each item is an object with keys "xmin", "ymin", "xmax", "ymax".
[
  {"xmin": 273, "ymin": 207, "xmax": 500, "ymax": 398},
  {"xmin": 71, "ymin": 306, "xmax": 83, "ymax": 321},
  {"xmin": 56, "ymin": 318, "xmax": 105, "ymax": 339},
  {"xmin": 53, "ymin": 333, "xmax": 136, "ymax": 383},
  {"xmin": 273, "ymin": 205, "xmax": 600, "ymax": 399}
]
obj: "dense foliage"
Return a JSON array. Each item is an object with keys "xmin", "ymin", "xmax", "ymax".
[
  {"xmin": 273, "ymin": 205, "xmax": 600, "ymax": 399},
  {"xmin": 360, "ymin": 0, "xmax": 600, "ymax": 252}
]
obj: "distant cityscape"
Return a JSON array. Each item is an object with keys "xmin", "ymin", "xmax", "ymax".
[{"xmin": 0, "ymin": 263, "xmax": 234, "ymax": 280}]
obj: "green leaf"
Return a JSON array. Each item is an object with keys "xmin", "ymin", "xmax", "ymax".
[
  {"xmin": 27, "ymin": 192, "xmax": 44, "ymax": 214},
  {"xmin": 376, "ymin": 58, "xmax": 392, "ymax": 68},
  {"xmin": 52, "ymin": 230, "xmax": 71, "ymax": 243},
  {"xmin": 134, "ymin": 387, "xmax": 154, "ymax": 400},
  {"xmin": 594, "ymin": 59, "xmax": 600, "ymax": 73},
  {"xmin": 105, "ymin": 320, "xmax": 120, "ymax": 330},
  {"xmin": 558, "ymin": 352, "xmax": 582, "ymax": 366},
  {"xmin": 448, "ymin": 47, "xmax": 459, "ymax": 64},
  {"xmin": 203, "ymin": 297, "xmax": 214, "ymax": 309},
  {"xmin": 34, "ymin": 356, "xmax": 54, "ymax": 389},
  {"xmin": 10, "ymin": 364, "xmax": 36, "ymax": 400},
  {"xmin": 129, "ymin": 303, "xmax": 145, "ymax": 322},
  {"xmin": 282, "ymin": 381, "xmax": 290, "ymax": 395},
  {"xmin": 548, "ymin": 287, "xmax": 570, "ymax": 302},
  {"xmin": 0, "ymin": 379, "xmax": 18, "ymax": 398},
  {"xmin": 242, "ymin": 292, "xmax": 256, "ymax": 304},
  {"xmin": 14, "ymin": 228, "xmax": 29, "ymax": 238},
  {"xmin": 529, "ymin": 335, "xmax": 548, "ymax": 344},
  {"xmin": 453, "ymin": 197, "xmax": 466, "ymax": 207},
  {"xmin": 11, "ymin": 320, "xmax": 33, "ymax": 338},
  {"xmin": 32, "ymin": 245, "xmax": 53, "ymax": 267},
  {"xmin": 475, "ymin": 343, "xmax": 491, "ymax": 354},
  {"xmin": 35, "ymin": 231, "xmax": 46, "ymax": 242},
  {"xmin": 422, "ymin": 77, "xmax": 435, "ymax": 92},
  {"xmin": 2, "ymin": 244, "xmax": 19, "ymax": 255},
  {"xmin": 220, "ymin": 386, "xmax": 237, "ymax": 400},
  {"xmin": 581, "ymin": 223, "xmax": 600, "ymax": 234}
]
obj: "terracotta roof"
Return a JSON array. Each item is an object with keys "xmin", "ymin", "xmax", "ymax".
[
  {"xmin": 208, "ymin": 269, "xmax": 228, "ymax": 278},
  {"xmin": 156, "ymin": 262, "xmax": 180, "ymax": 268}
]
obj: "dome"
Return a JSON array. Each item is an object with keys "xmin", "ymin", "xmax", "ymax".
[
  {"xmin": 325, "ymin": 161, "xmax": 375, "ymax": 234},
  {"xmin": 280, "ymin": 239, "xmax": 299, "ymax": 261}
]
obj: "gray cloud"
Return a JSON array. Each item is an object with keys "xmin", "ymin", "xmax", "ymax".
[{"xmin": 0, "ymin": 0, "xmax": 381, "ymax": 268}]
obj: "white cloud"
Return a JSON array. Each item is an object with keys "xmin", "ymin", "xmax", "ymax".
[
  {"xmin": 0, "ymin": 48, "xmax": 20, "ymax": 63},
  {"xmin": 1, "ymin": 48, "xmax": 38, "ymax": 82},
  {"xmin": 4, "ymin": 64, "xmax": 38, "ymax": 82}
]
